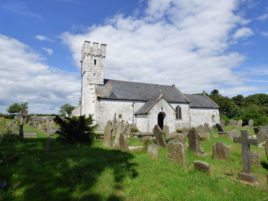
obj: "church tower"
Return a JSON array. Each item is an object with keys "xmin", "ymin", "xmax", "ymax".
[{"xmin": 80, "ymin": 41, "xmax": 106, "ymax": 117}]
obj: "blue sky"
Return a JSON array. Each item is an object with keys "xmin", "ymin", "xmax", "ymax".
[{"xmin": 0, "ymin": 0, "xmax": 267, "ymax": 113}]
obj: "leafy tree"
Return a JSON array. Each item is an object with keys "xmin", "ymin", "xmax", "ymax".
[
  {"xmin": 54, "ymin": 115, "xmax": 97, "ymax": 144},
  {"xmin": 232, "ymin": 95, "xmax": 244, "ymax": 107},
  {"xmin": 7, "ymin": 102, "xmax": 28, "ymax": 115},
  {"xmin": 240, "ymin": 104, "xmax": 268, "ymax": 126},
  {"xmin": 59, "ymin": 104, "xmax": 75, "ymax": 117},
  {"xmin": 7, "ymin": 103, "xmax": 21, "ymax": 114},
  {"xmin": 210, "ymin": 89, "xmax": 219, "ymax": 96}
]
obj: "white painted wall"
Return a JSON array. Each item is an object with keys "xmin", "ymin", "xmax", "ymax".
[
  {"xmin": 95, "ymin": 99, "xmax": 145, "ymax": 130},
  {"xmin": 190, "ymin": 108, "xmax": 220, "ymax": 127},
  {"xmin": 170, "ymin": 103, "xmax": 191, "ymax": 129}
]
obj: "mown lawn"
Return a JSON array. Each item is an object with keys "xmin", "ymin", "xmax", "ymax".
[{"xmin": 0, "ymin": 129, "xmax": 268, "ymax": 201}]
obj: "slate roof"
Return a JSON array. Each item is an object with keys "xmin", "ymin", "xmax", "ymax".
[
  {"xmin": 95, "ymin": 79, "xmax": 189, "ymax": 103},
  {"xmin": 184, "ymin": 94, "xmax": 219, "ymax": 109}
]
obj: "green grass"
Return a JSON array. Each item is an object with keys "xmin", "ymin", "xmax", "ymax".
[{"xmin": 0, "ymin": 125, "xmax": 268, "ymax": 201}]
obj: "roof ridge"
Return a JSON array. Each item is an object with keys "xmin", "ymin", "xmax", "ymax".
[{"xmin": 104, "ymin": 78, "xmax": 174, "ymax": 87}]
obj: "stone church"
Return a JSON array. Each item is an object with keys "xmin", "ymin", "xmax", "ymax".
[{"xmin": 73, "ymin": 41, "xmax": 220, "ymax": 132}]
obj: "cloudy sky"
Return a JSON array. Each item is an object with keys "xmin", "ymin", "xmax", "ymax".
[{"xmin": 0, "ymin": 0, "xmax": 268, "ymax": 113}]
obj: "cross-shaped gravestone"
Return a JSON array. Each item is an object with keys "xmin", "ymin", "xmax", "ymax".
[{"xmin": 233, "ymin": 130, "xmax": 258, "ymax": 183}]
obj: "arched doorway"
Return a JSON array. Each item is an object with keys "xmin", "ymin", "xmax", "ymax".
[{"xmin": 158, "ymin": 112, "xmax": 166, "ymax": 129}]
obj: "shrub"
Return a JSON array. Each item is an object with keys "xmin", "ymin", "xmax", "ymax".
[{"xmin": 54, "ymin": 115, "xmax": 97, "ymax": 145}]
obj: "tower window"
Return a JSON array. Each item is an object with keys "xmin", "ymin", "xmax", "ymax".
[
  {"xmin": 94, "ymin": 59, "xmax": 97, "ymax": 65},
  {"xmin": 176, "ymin": 106, "xmax": 182, "ymax": 120}
]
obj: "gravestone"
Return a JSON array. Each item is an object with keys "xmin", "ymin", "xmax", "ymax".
[
  {"xmin": 265, "ymin": 140, "xmax": 268, "ymax": 160},
  {"xmin": 23, "ymin": 131, "xmax": 37, "ymax": 138},
  {"xmin": 194, "ymin": 160, "xmax": 211, "ymax": 175},
  {"xmin": 220, "ymin": 119, "xmax": 225, "ymax": 128},
  {"xmin": 167, "ymin": 140, "xmax": 186, "ymax": 167},
  {"xmin": 250, "ymin": 152, "xmax": 260, "ymax": 168},
  {"xmin": 248, "ymin": 119, "xmax": 254, "ymax": 127},
  {"xmin": 228, "ymin": 119, "xmax": 237, "ymax": 127},
  {"xmin": 237, "ymin": 120, "xmax": 243, "ymax": 127},
  {"xmin": 103, "ymin": 121, "xmax": 113, "ymax": 147},
  {"xmin": 175, "ymin": 134, "xmax": 186, "ymax": 144},
  {"xmin": 228, "ymin": 129, "xmax": 239, "ymax": 140},
  {"xmin": 188, "ymin": 128, "xmax": 204, "ymax": 154},
  {"xmin": 212, "ymin": 142, "xmax": 230, "ymax": 160},
  {"xmin": 163, "ymin": 125, "xmax": 169, "ymax": 137},
  {"xmin": 113, "ymin": 121, "xmax": 124, "ymax": 148},
  {"xmin": 215, "ymin": 124, "xmax": 226, "ymax": 135},
  {"xmin": 197, "ymin": 125, "xmax": 210, "ymax": 140},
  {"xmin": 153, "ymin": 125, "xmax": 166, "ymax": 147},
  {"xmin": 147, "ymin": 143, "xmax": 159, "ymax": 159},
  {"xmin": 255, "ymin": 127, "xmax": 268, "ymax": 144},
  {"xmin": 233, "ymin": 130, "xmax": 258, "ymax": 183},
  {"xmin": 182, "ymin": 128, "xmax": 188, "ymax": 137}
]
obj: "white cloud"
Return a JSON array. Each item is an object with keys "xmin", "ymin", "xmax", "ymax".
[
  {"xmin": 232, "ymin": 27, "xmax": 254, "ymax": 39},
  {"xmin": 260, "ymin": 31, "xmax": 268, "ymax": 37},
  {"xmin": 62, "ymin": 0, "xmax": 252, "ymax": 94},
  {"xmin": 0, "ymin": 34, "xmax": 80, "ymax": 113},
  {"xmin": 42, "ymin": 47, "xmax": 53, "ymax": 55},
  {"xmin": 257, "ymin": 13, "xmax": 268, "ymax": 21},
  {"xmin": 35, "ymin": 34, "xmax": 51, "ymax": 41}
]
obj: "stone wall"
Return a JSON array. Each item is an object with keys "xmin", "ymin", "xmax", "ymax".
[{"xmin": 189, "ymin": 108, "xmax": 220, "ymax": 127}]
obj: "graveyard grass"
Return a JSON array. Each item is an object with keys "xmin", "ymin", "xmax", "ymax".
[{"xmin": 1, "ymin": 124, "xmax": 268, "ymax": 200}]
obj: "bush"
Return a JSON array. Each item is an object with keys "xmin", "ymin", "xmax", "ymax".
[{"xmin": 54, "ymin": 115, "xmax": 97, "ymax": 145}]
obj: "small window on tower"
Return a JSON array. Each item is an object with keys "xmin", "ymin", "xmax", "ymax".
[
  {"xmin": 94, "ymin": 59, "xmax": 97, "ymax": 65},
  {"xmin": 119, "ymin": 114, "xmax": 122, "ymax": 119}
]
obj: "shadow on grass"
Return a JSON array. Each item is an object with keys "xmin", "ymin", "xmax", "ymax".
[
  {"xmin": 261, "ymin": 161, "xmax": 268, "ymax": 171},
  {"xmin": 0, "ymin": 138, "xmax": 138, "ymax": 201}
]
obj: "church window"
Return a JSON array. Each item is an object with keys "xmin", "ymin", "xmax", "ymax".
[
  {"xmin": 176, "ymin": 106, "xmax": 182, "ymax": 120},
  {"xmin": 119, "ymin": 114, "xmax": 122, "ymax": 119},
  {"xmin": 212, "ymin": 115, "xmax": 215, "ymax": 123},
  {"xmin": 94, "ymin": 59, "xmax": 97, "ymax": 65}
]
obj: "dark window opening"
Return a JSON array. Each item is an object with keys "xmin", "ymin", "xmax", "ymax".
[
  {"xmin": 176, "ymin": 106, "xmax": 182, "ymax": 120},
  {"xmin": 119, "ymin": 114, "xmax": 122, "ymax": 119},
  {"xmin": 158, "ymin": 112, "xmax": 166, "ymax": 129},
  {"xmin": 94, "ymin": 59, "xmax": 97, "ymax": 65}
]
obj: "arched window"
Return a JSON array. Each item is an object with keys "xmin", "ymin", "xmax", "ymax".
[
  {"xmin": 176, "ymin": 106, "xmax": 182, "ymax": 120},
  {"xmin": 94, "ymin": 59, "xmax": 97, "ymax": 65},
  {"xmin": 212, "ymin": 114, "xmax": 215, "ymax": 123}
]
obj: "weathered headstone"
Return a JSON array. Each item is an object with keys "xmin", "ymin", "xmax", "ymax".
[
  {"xmin": 250, "ymin": 152, "xmax": 260, "ymax": 168},
  {"xmin": 233, "ymin": 130, "xmax": 258, "ymax": 183},
  {"xmin": 255, "ymin": 127, "xmax": 268, "ymax": 144},
  {"xmin": 23, "ymin": 131, "xmax": 37, "ymax": 138},
  {"xmin": 228, "ymin": 129, "xmax": 239, "ymax": 140},
  {"xmin": 265, "ymin": 140, "xmax": 268, "ymax": 160},
  {"xmin": 175, "ymin": 133, "xmax": 186, "ymax": 144},
  {"xmin": 237, "ymin": 120, "xmax": 243, "ymax": 127},
  {"xmin": 103, "ymin": 121, "xmax": 113, "ymax": 147},
  {"xmin": 167, "ymin": 140, "xmax": 186, "ymax": 167},
  {"xmin": 220, "ymin": 119, "xmax": 225, "ymax": 129},
  {"xmin": 163, "ymin": 125, "xmax": 169, "ymax": 137},
  {"xmin": 194, "ymin": 160, "xmax": 211, "ymax": 175},
  {"xmin": 248, "ymin": 119, "xmax": 254, "ymax": 127},
  {"xmin": 197, "ymin": 125, "xmax": 210, "ymax": 140},
  {"xmin": 188, "ymin": 128, "xmax": 204, "ymax": 154},
  {"xmin": 228, "ymin": 119, "xmax": 237, "ymax": 127},
  {"xmin": 215, "ymin": 124, "xmax": 226, "ymax": 135},
  {"xmin": 153, "ymin": 125, "xmax": 166, "ymax": 147},
  {"xmin": 113, "ymin": 121, "xmax": 123, "ymax": 148},
  {"xmin": 212, "ymin": 142, "xmax": 230, "ymax": 160},
  {"xmin": 182, "ymin": 128, "xmax": 188, "ymax": 137},
  {"xmin": 147, "ymin": 143, "xmax": 159, "ymax": 159}
]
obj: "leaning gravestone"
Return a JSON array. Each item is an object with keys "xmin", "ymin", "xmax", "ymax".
[
  {"xmin": 233, "ymin": 130, "xmax": 258, "ymax": 183},
  {"xmin": 248, "ymin": 119, "xmax": 254, "ymax": 127},
  {"xmin": 197, "ymin": 125, "xmax": 210, "ymax": 140},
  {"xmin": 153, "ymin": 125, "xmax": 166, "ymax": 147},
  {"xmin": 103, "ymin": 121, "xmax": 113, "ymax": 147},
  {"xmin": 212, "ymin": 142, "xmax": 230, "ymax": 160},
  {"xmin": 255, "ymin": 127, "xmax": 268, "ymax": 144},
  {"xmin": 163, "ymin": 125, "xmax": 169, "ymax": 137},
  {"xmin": 215, "ymin": 124, "xmax": 226, "ymax": 135},
  {"xmin": 188, "ymin": 128, "xmax": 204, "ymax": 154},
  {"xmin": 194, "ymin": 160, "xmax": 211, "ymax": 175},
  {"xmin": 147, "ymin": 143, "xmax": 159, "ymax": 159},
  {"xmin": 228, "ymin": 129, "xmax": 239, "ymax": 140},
  {"xmin": 167, "ymin": 140, "xmax": 186, "ymax": 167},
  {"xmin": 220, "ymin": 119, "xmax": 225, "ymax": 129}
]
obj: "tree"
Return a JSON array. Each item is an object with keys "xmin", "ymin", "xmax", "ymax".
[
  {"xmin": 54, "ymin": 115, "xmax": 97, "ymax": 144},
  {"xmin": 232, "ymin": 95, "xmax": 244, "ymax": 107},
  {"xmin": 210, "ymin": 89, "xmax": 220, "ymax": 96},
  {"xmin": 59, "ymin": 104, "xmax": 75, "ymax": 117},
  {"xmin": 7, "ymin": 102, "xmax": 28, "ymax": 115}
]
